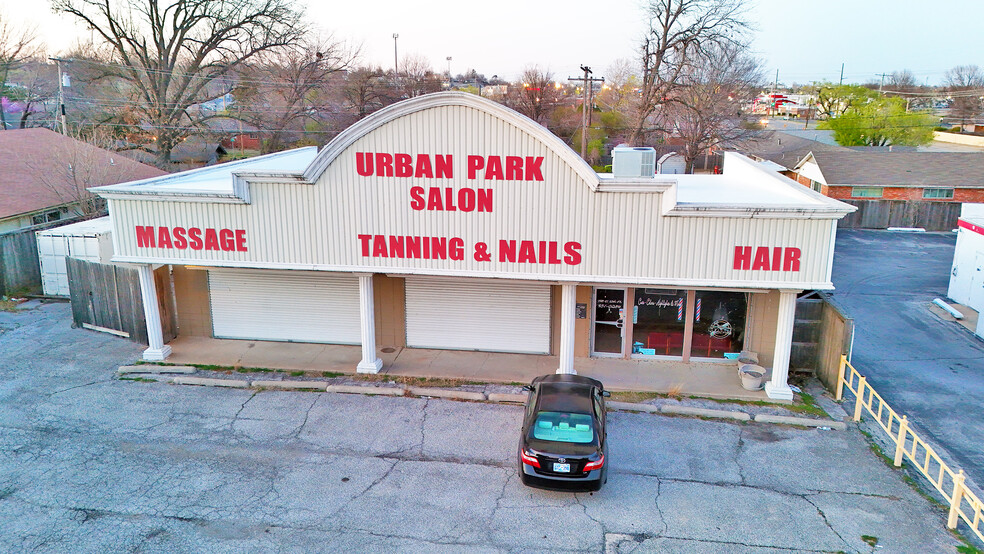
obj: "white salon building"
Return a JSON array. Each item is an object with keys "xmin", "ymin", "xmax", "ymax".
[{"xmin": 94, "ymin": 92, "xmax": 854, "ymax": 400}]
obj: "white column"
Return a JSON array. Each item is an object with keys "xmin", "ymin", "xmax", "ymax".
[
  {"xmin": 556, "ymin": 283, "xmax": 577, "ymax": 375},
  {"xmin": 356, "ymin": 273, "xmax": 383, "ymax": 374},
  {"xmin": 137, "ymin": 264, "xmax": 171, "ymax": 361},
  {"xmin": 765, "ymin": 289, "xmax": 799, "ymax": 401}
]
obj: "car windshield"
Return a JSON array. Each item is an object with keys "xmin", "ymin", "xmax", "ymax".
[{"xmin": 530, "ymin": 411, "xmax": 595, "ymax": 444}]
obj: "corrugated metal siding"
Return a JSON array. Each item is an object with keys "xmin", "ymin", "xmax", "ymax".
[
  {"xmin": 405, "ymin": 277, "xmax": 551, "ymax": 354},
  {"xmin": 208, "ymin": 269, "xmax": 360, "ymax": 343},
  {"xmin": 109, "ymin": 105, "xmax": 839, "ymax": 288}
]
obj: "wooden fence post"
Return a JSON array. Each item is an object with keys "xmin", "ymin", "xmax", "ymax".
[
  {"xmin": 853, "ymin": 376, "xmax": 867, "ymax": 422},
  {"xmin": 836, "ymin": 354, "xmax": 847, "ymax": 401},
  {"xmin": 948, "ymin": 470, "xmax": 966, "ymax": 529},
  {"xmin": 894, "ymin": 416, "xmax": 909, "ymax": 467}
]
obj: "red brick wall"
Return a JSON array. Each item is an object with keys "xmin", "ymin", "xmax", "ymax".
[{"xmin": 826, "ymin": 186, "xmax": 984, "ymax": 202}]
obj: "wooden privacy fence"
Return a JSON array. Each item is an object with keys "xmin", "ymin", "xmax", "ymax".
[
  {"xmin": 0, "ymin": 216, "xmax": 96, "ymax": 297},
  {"xmin": 790, "ymin": 293, "xmax": 854, "ymax": 386},
  {"xmin": 837, "ymin": 356, "xmax": 984, "ymax": 544},
  {"xmin": 65, "ymin": 257, "xmax": 176, "ymax": 345},
  {"xmin": 838, "ymin": 200, "xmax": 961, "ymax": 232},
  {"xmin": 0, "ymin": 228, "xmax": 43, "ymax": 297}
]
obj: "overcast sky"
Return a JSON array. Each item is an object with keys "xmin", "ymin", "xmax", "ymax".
[{"xmin": 3, "ymin": 0, "xmax": 981, "ymax": 86}]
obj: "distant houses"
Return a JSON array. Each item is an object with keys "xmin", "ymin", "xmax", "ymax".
[{"xmin": 737, "ymin": 131, "xmax": 984, "ymax": 230}]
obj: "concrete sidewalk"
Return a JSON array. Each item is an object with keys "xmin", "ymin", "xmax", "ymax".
[{"xmin": 163, "ymin": 336, "xmax": 773, "ymax": 401}]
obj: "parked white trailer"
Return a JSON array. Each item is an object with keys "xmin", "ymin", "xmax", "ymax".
[{"xmin": 36, "ymin": 217, "xmax": 114, "ymax": 296}]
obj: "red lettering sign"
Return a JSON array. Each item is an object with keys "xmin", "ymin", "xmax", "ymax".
[
  {"xmin": 733, "ymin": 246, "xmax": 800, "ymax": 272},
  {"xmin": 134, "ymin": 226, "xmax": 247, "ymax": 252}
]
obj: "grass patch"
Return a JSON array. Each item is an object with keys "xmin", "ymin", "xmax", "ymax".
[
  {"xmin": 861, "ymin": 535, "xmax": 878, "ymax": 547},
  {"xmin": 289, "ymin": 371, "xmax": 305, "ymax": 377},
  {"xmin": 351, "ymin": 374, "xmax": 485, "ymax": 388},
  {"xmin": 691, "ymin": 394, "xmax": 828, "ymax": 418},
  {"xmin": 235, "ymin": 367, "xmax": 278, "ymax": 373},
  {"xmin": 857, "ymin": 425, "xmax": 895, "ymax": 467},
  {"xmin": 0, "ymin": 299, "xmax": 21, "ymax": 312},
  {"xmin": 322, "ymin": 371, "xmax": 343, "ymax": 378},
  {"xmin": 957, "ymin": 543, "xmax": 983, "ymax": 554},
  {"xmin": 610, "ymin": 391, "xmax": 666, "ymax": 403},
  {"xmin": 903, "ymin": 474, "xmax": 945, "ymax": 509},
  {"xmin": 190, "ymin": 363, "xmax": 233, "ymax": 372}
]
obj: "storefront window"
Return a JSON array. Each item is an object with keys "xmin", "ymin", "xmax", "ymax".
[
  {"xmin": 632, "ymin": 289, "xmax": 687, "ymax": 357},
  {"xmin": 690, "ymin": 291, "xmax": 746, "ymax": 358}
]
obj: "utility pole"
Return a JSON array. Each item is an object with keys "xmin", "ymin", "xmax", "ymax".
[
  {"xmin": 50, "ymin": 57, "xmax": 71, "ymax": 136},
  {"xmin": 392, "ymin": 33, "xmax": 399, "ymax": 74},
  {"xmin": 876, "ymin": 72, "xmax": 890, "ymax": 91},
  {"xmin": 770, "ymin": 69, "xmax": 779, "ymax": 117},
  {"xmin": 567, "ymin": 65, "xmax": 605, "ymax": 159},
  {"xmin": 839, "ymin": 63, "xmax": 844, "ymax": 85}
]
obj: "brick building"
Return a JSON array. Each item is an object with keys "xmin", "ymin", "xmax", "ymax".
[{"xmin": 792, "ymin": 151, "xmax": 984, "ymax": 203}]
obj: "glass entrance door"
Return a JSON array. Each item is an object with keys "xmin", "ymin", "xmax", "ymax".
[{"xmin": 592, "ymin": 288, "xmax": 625, "ymax": 356}]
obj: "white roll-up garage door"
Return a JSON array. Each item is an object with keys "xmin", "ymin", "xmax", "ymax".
[
  {"xmin": 208, "ymin": 270, "xmax": 361, "ymax": 344},
  {"xmin": 405, "ymin": 278, "xmax": 551, "ymax": 354}
]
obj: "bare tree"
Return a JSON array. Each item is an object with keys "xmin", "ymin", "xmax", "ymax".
[
  {"xmin": 232, "ymin": 36, "xmax": 354, "ymax": 152},
  {"xmin": 509, "ymin": 66, "xmax": 556, "ymax": 123},
  {"xmin": 886, "ymin": 69, "xmax": 918, "ymax": 93},
  {"xmin": 629, "ymin": 0, "xmax": 751, "ymax": 145},
  {"xmin": 7, "ymin": 60, "xmax": 58, "ymax": 128},
  {"xmin": 52, "ymin": 0, "xmax": 306, "ymax": 167},
  {"xmin": 669, "ymin": 43, "xmax": 763, "ymax": 173},
  {"xmin": 341, "ymin": 66, "xmax": 393, "ymax": 118},
  {"xmin": 29, "ymin": 128, "xmax": 135, "ymax": 218},
  {"xmin": 397, "ymin": 54, "xmax": 441, "ymax": 98},
  {"xmin": 944, "ymin": 65, "xmax": 984, "ymax": 128},
  {"xmin": 0, "ymin": 12, "xmax": 42, "ymax": 130}
]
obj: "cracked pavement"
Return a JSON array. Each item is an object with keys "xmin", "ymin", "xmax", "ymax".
[{"xmin": 0, "ymin": 303, "xmax": 963, "ymax": 552}]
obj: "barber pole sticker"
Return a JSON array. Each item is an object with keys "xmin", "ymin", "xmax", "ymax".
[
  {"xmin": 677, "ymin": 300, "xmax": 683, "ymax": 321},
  {"xmin": 696, "ymin": 298, "xmax": 701, "ymax": 321}
]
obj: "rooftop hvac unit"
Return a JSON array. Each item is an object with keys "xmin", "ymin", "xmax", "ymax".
[{"xmin": 612, "ymin": 145, "xmax": 656, "ymax": 178}]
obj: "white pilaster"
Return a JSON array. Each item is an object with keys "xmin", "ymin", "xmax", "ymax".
[
  {"xmin": 556, "ymin": 283, "xmax": 577, "ymax": 375},
  {"xmin": 356, "ymin": 273, "xmax": 383, "ymax": 373},
  {"xmin": 137, "ymin": 264, "xmax": 171, "ymax": 361},
  {"xmin": 765, "ymin": 289, "xmax": 799, "ymax": 400}
]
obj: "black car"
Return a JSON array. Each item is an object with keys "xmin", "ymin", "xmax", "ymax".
[{"xmin": 518, "ymin": 374, "xmax": 609, "ymax": 492}]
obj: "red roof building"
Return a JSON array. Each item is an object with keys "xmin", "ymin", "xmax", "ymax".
[{"xmin": 0, "ymin": 128, "xmax": 166, "ymax": 233}]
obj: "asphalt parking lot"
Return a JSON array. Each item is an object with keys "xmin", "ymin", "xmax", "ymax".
[
  {"xmin": 0, "ymin": 303, "xmax": 963, "ymax": 552},
  {"xmin": 831, "ymin": 230, "xmax": 984, "ymax": 490}
]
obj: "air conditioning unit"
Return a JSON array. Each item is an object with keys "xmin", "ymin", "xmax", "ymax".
[{"xmin": 612, "ymin": 145, "xmax": 656, "ymax": 178}]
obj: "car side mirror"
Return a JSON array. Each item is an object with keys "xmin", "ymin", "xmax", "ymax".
[
  {"xmin": 601, "ymin": 390, "xmax": 611, "ymax": 398},
  {"xmin": 521, "ymin": 385, "xmax": 533, "ymax": 392}
]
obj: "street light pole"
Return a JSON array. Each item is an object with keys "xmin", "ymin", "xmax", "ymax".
[
  {"xmin": 392, "ymin": 33, "xmax": 399, "ymax": 74},
  {"xmin": 446, "ymin": 56, "xmax": 452, "ymax": 79}
]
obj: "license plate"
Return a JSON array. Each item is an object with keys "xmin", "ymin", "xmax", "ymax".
[{"xmin": 553, "ymin": 463, "xmax": 571, "ymax": 473}]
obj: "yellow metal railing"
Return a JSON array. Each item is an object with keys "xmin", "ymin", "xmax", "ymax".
[{"xmin": 837, "ymin": 355, "xmax": 984, "ymax": 543}]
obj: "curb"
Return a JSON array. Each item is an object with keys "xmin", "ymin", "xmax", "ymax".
[
  {"xmin": 753, "ymin": 414, "xmax": 847, "ymax": 430},
  {"xmin": 252, "ymin": 380, "xmax": 329, "ymax": 391},
  {"xmin": 144, "ymin": 377, "xmax": 845, "ymax": 430},
  {"xmin": 661, "ymin": 405, "xmax": 751, "ymax": 421},
  {"xmin": 407, "ymin": 387, "xmax": 486, "ymax": 401},
  {"xmin": 172, "ymin": 376, "xmax": 249, "ymax": 388},
  {"xmin": 488, "ymin": 393, "xmax": 527, "ymax": 403},
  {"xmin": 118, "ymin": 365, "xmax": 197, "ymax": 375},
  {"xmin": 326, "ymin": 384, "xmax": 406, "ymax": 396},
  {"xmin": 607, "ymin": 401, "xmax": 659, "ymax": 413}
]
